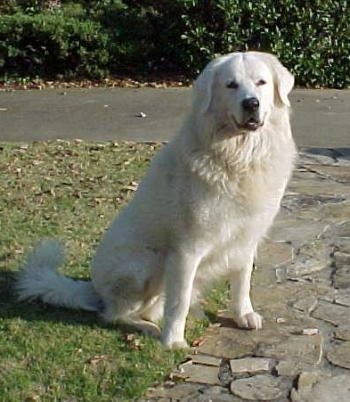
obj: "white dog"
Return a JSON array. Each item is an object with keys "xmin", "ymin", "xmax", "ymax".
[{"xmin": 16, "ymin": 52, "xmax": 296, "ymax": 348}]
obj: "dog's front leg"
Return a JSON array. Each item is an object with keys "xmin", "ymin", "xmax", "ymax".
[
  {"xmin": 161, "ymin": 250, "xmax": 201, "ymax": 348},
  {"xmin": 229, "ymin": 252, "xmax": 263, "ymax": 330}
]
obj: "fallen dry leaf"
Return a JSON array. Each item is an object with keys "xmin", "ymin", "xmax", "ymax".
[
  {"xmin": 123, "ymin": 333, "xmax": 144, "ymax": 349},
  {"xmin": 191, "ymin": 337, "xmax": 206, "ymax": 347},
  {"xmin": 86, "ymin": 355, "xmax": 108, "ymax": 366},
  {"xmin": 121, "ymin": 181, "xmax": 138, "ymax": 192}
]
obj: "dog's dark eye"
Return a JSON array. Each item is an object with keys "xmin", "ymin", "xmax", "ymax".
[
  {"xmin": 226, "ymin": 80, "xmax": 239, "ymax": 89},
  {"xmin": 256, "ymin": 79, "xmax": 267, "ymax": 86}
]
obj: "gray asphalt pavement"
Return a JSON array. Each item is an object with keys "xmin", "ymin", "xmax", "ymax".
[{"xmin": 0, "ymin": 87, "xmax": 349, "ymax": 148}]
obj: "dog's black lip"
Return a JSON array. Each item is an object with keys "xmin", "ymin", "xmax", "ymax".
[
  {"xmin": 232, "ymin": 116, "xmax": 264, "ymax": 131},
  {"xmin": 243, "ymin": 118, "xmax": 263, "ymax": 131}
]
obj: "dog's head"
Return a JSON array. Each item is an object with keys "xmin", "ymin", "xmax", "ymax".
[{"xmin": 194, "ymin": 52, "xmax": 294, "ymax": 134}]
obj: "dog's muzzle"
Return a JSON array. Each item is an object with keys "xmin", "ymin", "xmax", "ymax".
[{"xmin": 240, "ymin": 97, "xmax": 263, "ymax": 131}]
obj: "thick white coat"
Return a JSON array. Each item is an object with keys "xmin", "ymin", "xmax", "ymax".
[{"xmin": 16, "ymin": 52, "xmax": 296, "ymax": 348}]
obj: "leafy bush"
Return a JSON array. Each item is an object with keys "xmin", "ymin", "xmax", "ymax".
[
  {"xmin": 0, "ymin": 12, "xmax": 110, "ymax": 78},
  {"xmin": 144, "ymin": 0, "xmax": 350, "ymax": 88},
  {"xmin": 0, "ymin": 0, "xmax": 349, "ymax": 87}
]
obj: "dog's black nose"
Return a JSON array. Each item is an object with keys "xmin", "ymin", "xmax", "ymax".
[{"xmin": 242, "ymin": 97, "xmax": 259, "ymax": 112}]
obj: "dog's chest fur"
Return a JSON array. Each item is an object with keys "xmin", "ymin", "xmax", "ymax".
[{"xmin": 180, "ymin": 131, "xmax": 295, "ymax": 248}]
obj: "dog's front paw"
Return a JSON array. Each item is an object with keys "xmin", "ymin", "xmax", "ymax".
[
  {"xmin": 161, "ymin": 336, "xmax": 189, "ymax": 349},
  {"xmin": 235, "ymin": 311, "xmax": 263, "ymax": 330},
  {"xmin": 169, "ymin": 340, "xmax": 190, "ymax": 349}
]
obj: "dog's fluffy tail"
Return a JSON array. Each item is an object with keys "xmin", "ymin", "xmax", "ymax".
[{"xmin": 16, "ymin": 239, "xmax": 102, "ymax": 312}]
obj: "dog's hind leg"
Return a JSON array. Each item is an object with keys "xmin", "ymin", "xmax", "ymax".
[
  {"xmin": 98, "ymin": 274, "xmax": 162, "ymax": 338},
  {"xmin": 140, "ymin": 295, "xmax": 164, "ymax": 322},
  {"xmin": 101, "ymin": 298, "xmax": 161, "ymax": 338},
  {"xmin": 119, "ymin": 317, "xmax": 161, "ymax": 338}
]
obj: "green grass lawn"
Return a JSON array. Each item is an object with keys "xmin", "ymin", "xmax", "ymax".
[
  {"xmin": 0, "ymin": 141, "xmax": 174, "ymax": 402},
  {"xmin": 0, "ymin": 141, "xmax": 227, "ymax": 402}
]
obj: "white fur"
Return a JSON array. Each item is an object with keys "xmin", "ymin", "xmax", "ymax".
[
  {"xmin": 16, "ymin": 240, "xmax": 100, "ymax": 311},
  {"xmin": 16, "ymin": 52, "xmax": 296, "ymax": 348}
]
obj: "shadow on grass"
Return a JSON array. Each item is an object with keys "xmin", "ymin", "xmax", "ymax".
[
  {"xmin": 0, "ymin": 270, "xmax": 136, "ymax": 334},
  {"xmin": 0, "ymin": 270, "xmax": 236, "ymax": 339}
]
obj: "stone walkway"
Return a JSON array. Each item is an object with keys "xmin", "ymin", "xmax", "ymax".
[{"xmin": 141, "ymin": 148, "xmax": 350, "ymax": 402}]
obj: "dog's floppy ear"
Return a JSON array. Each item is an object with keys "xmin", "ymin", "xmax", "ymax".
[
  {"xmin": 262, "ymin": 53, "xmax": 294, "ymax": 107},
  {"xmin": 193, "ymin": 54, "xmax": 231, "ymax": 114},
  {"xmin": 274, "ymin": 58, "xmax": 294, "ymax": 107}
]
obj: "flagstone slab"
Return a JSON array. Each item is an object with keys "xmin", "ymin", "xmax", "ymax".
[
  {"xmin": 291, "ymin": 373, "xmax": 350, "ymax": 402},
  {"xmin": 230, "ymin": 375, "xmax": 282, "ymax": 400},
  {"xmin": 326, "ymin": 342, "xmax": 350, "ymax": 370},
  {"xmin": 229, "ymin": 357, "xmax": 275, "ymax": 375},
  {"xmin": 312, "ymin": 300, "xmax": 350, "ymax": 326},
  {"xmin": 255, "ymin": 334, "xmax": 323, "ymax": 366}
]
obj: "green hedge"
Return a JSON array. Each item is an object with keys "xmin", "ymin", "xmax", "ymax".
[
  {"xmin": 0, "ymin": 12, "xmax": 110, "ymax": 79},
  {"xmin": 0, "ymin": 0, "xmax": 349, "ymax": 87},
  {"xmin": 137, "ymin": 0, "xmax": 350, "ymax": 88}
]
